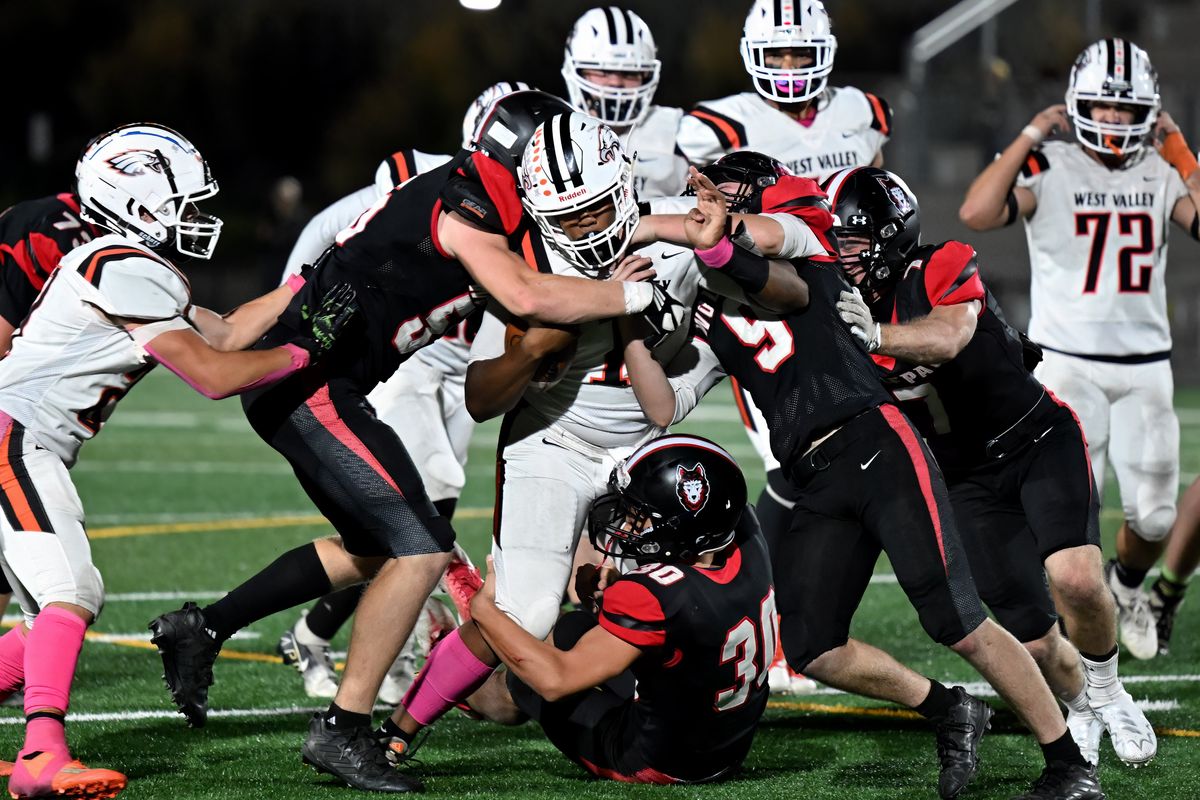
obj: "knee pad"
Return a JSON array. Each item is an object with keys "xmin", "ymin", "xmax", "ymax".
[
  {"xmin": 1132, "ymin": 505, "xmax": 1175, "ymax": 543},
  {"xmin": 496, "ymin": 594, "xmax": 564, "ymax": 641}
]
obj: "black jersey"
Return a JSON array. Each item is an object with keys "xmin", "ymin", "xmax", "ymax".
[
  {"xmin": 278, "ymin": 150, "xmax": 525, "ymax": 390},
  {"xmin": 693, "ymin": 258, "xmax": 893, "ymax": 476},
  {"xmin": 597, "ymin": 519, "xmax": 774, "ymax": 781},
  {"xmin": 871, "ymin": 241, "xmax": 1048, "ymax": 475},
  {"xmin": 0, "ymin": 193, "xmax": 100, "ymax": 327}
]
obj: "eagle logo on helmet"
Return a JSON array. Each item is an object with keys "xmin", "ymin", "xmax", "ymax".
[
  {"xmin": 106, "ymin": 150, "xmax": 167, "ymax": 177},
  {"xmin": 675, "ymin": 463, "xmax": 710, "ymax": 513}
]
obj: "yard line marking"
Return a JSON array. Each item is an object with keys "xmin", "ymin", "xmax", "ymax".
[
  {"xmin": 0, "ymin": 704, "xmax": 395, "ymax": 726},
  {"xmin": 89, "ymin": 508, "xmax": 493, "ymax": 540}
]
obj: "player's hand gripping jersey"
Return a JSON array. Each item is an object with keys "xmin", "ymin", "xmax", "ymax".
[
  {"xmin": 676, "ymin": 88, "xmax": 891, "ymax": 181},
  {"xmin": 1017, "ymin": 140, "xmax": 1189, "ymax": 357},
  {"xmin": 0, "ymin": 193, "xmax": 101, "ymax": 328},
  {"xmin": 0, "ymin": 236, "xmax": 192, "ymax": 464},
  {"xmin": 870, "ymin": 242, "xmax": 1051, "ymax": 476},
  {"xmin": 596, "ymin": 517, "xmax": 775, "ymax": 782}
]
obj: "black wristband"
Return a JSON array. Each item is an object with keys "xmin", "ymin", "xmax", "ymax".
[
  {"xmin": 722, "ymin": 244, "xmax": 771, "ymax": 295},
  {"xmin": 1004, "ymin": 190, "xmax": 1020, "ymax": 227}
]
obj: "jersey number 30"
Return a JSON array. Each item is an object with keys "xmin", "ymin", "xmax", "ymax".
[{"xmin": 714, "ymin": 588, "xmax": 778, "ymax": 712}]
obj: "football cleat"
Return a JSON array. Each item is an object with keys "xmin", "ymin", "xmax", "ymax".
[
  {"xmin": 1065, "ymin": 705, "xmax": 1103, "ymax": 767},
  {"xmin": 766, "ymin": 663, "xmax": 818, "ymax": 696},
  {"xmin": 277, "ymin": 618, "xmax": 339, "ymax": 699},
  {"xmin": 148, "ymin": 602, "xmax": 222, "ymax": 728},
  {"xmin": 301, "ymin": 713, "xmax": 423, "ymax": 793},
  {"xmin": 441, "ymin": 543, "xmax": 483, "ymax": 622},
  {"xmin": 1104, "ymin": 560, "xmax": 1158, "ymax": 660},
  {"xmin": 1149, "ymin": 579, "xmax": 1185, "ymax": 657},
  {"xmin": 7, "ymin": 751, "xmax": 126, "ymax": 800},
  {"xmin": 1090, "ymin": 687, "xmax": 1157, "ymax": 766},
  {"xmin": 377, "ymin": 650, "xmax": 418, "ymax": 707},
  {"xmin": 933, "ymin": 687, "xmax": 993, "ymax": 800},
  {"xmin": 1011, "ymin": 761, "xmax": 1105, "ymax": 800}
]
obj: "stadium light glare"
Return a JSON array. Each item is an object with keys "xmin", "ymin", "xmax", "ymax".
[{"xmin": 459, "ymin": 0, "xmax": 502, "ymax": 10}]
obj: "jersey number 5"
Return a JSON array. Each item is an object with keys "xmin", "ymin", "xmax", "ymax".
[
  {"xmin": 721, "ymin": 317, "xmax": 794, "ymax": 372},
  {"xmin": 714, "ymin": 588, "xmax": 778, "ymax": 712},
  {"xmin": 1075, "ymin": 212, "xmax": 1154, "ymax": 294}
]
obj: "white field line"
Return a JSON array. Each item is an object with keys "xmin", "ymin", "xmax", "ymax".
[
  {"xmin": 0, "ymin": 704, "xmax": 393, "ymax": 726},
  {"xmin": 88, "ymin": 509, "xmax": 318, "ymax": 526}
]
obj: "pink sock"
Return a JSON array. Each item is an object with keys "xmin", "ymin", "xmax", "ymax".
[
  {"xmin": 400, "ymin": 628, "xmax": 494, "ymax": 725},
  {"xmin": 22, "ymin": 607, "xmax": 86, "ymax": 755},
  {"xmin": 0, "ymin": 626, "xmax": 27, "ymax": 697}
]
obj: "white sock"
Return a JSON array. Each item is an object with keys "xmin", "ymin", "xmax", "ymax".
[
  {"xmin": 1081, "ymin": 650, "xmax": 1122, "ymax": 703},
  {"xmin": 1065, "ymin": 686, "xmax": 1092, "ymax": 714},
  {"xmin": 293, "ymin": 612, "xmax": 330, "ymax": 647}
]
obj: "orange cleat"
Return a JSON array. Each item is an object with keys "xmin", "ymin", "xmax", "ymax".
[
  {"xmin": 8, "ymin": 751, "xmax": 126, "ymax": 799},
  {"xmin": 0, "ymin": 760, "xmax": 12, "ymax": 778}
]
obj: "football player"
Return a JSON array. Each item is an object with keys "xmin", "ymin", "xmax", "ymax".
[
  {"xmin": 470, "ymin": 434, "xmax": 775, "ymax": 784},
  {"xmin": 274, "ymin": 82, "xmax": 526, "ymax": 704},
  {"xmin": 675, "ymin": 1, "xmax": 893, "ymax": 690},
  {"xmin": 148, "ymin": 94, "xmax": 675, "ymax": 794},
  {"xmin": 622, "ymin": 163, "xmax": 1104, "ymax": 799},
  {"xmin": 561, "ymin": 7, "xmax": 689, "ymax": 198},
  {"xmin": 959, "ymin": 39, "xmax": 1200, "ymax": 660},
  {"xmin": 1152, "ymin": 478, "xmax": 1199, "ymax": 654},
  {"xmin": 0, "ymin": 173, "xmax": 105, "ymax": 628},
  {"xmin": 832, "ymin": 165, "xmax": 1155, "ymax": 768},
  {"xmin": 0, "ymin": 123, "xmax": 354, "ymax": 800}
]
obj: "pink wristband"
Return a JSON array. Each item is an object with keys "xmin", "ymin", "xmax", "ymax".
[
  {"xmin": 694, "ymin": 236, "xmax": 734, "ymax": 268},
  {"xmin": 285, "ymin": 273, "xmax": 306, "ymax": 294}
]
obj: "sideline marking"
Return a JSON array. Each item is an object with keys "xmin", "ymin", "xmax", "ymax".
[{"xmin": 89, "ymin": 508, "xmax": 492, "ymax": 540}]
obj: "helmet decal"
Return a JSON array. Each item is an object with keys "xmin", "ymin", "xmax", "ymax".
[
  {"xmin": 106, "ymin": 150, "xmax": 167, "ymax": 176},
  {"xmin": 675, "ymin": 463, "xmax": 710, "ymax": 513}
]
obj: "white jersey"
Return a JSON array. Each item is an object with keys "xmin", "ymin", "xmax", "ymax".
[
  {"xmin": 675, "ymin": 86, "xmax": 890, "ymax": 181},
  {"xmin": 622, "ymin": 105, "xmax": 690, "ymax": 199},
  {"xmin": 1018, "ymin": 140, "xmax": 1189, "ymax": 357},
  {"xmin": 0, "ymin": 235, "xmax": 192, "ymax": 465}
]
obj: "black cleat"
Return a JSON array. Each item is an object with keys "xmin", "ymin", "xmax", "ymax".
[
  {"xmin": 933, "ymin": 686, "xmax": 993, "ymax": 799},
  {"xmin": 302, "ymin": 713, "xmax": 424, "ymax": 793},
  {"xmin": 1011, "ymin": 761, "xmax": 1105, "ymax": 800},
  {"xmin": 148, "ymin": 602, "xmax": 222, "ymax": 728},
  {"xmin": 1150, "ymin": 579, "xmax": 1185, "ymax": 657}
]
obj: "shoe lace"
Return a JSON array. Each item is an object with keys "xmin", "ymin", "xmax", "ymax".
[
  {"xmin": 346, "ymin": 727, "xmax": 396, "ymax": 773},
  {"xmin": 382, "ymin": 726, "xmax": 432, "ymax": 769}
]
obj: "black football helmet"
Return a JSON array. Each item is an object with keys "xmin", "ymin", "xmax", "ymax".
[
  {"xmin": 689, "ymin": 151, "xmax": 791, "ymax": 212},
  {"xmin": 470, "ymin": 89, "xmax": 574, "ymax": 174},
  {"xmin": 588, "ymin": 434, "xmax": 747, "ymax": 565},
  {"xmin": 823, "ymin": 166, "xmax": 921, "ymax": 301}
]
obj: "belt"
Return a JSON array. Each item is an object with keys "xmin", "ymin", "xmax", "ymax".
[
  {"xmin": 983, "ymin": 391, "xmax": 1060, "ymax": 460},
  {"xmin": 787, "ymin": 406, "xmax": 883, "ymax": 481}
]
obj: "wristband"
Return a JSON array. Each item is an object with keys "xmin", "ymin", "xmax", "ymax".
[
  {"xmin": 281, "ymin": 342, "xmax": 311, "ymax": 369},
  {"xmin": 1021, "ymin": 125, "xmax": 1045, "ymax": 145},
  {"xmin": 622, "ymin": 281, "xmax": 654, "ymax": 314},
  {"xmin": 285, "ymin": 272, "xmax": 307, "ymax": 294},
  {"xmin": 1161, "ymin": 130, "xmax": 1200, "ymax": 181},
  {"xmin": 694, "ymin": 236, "xmax": 735, "ymax": 267}
]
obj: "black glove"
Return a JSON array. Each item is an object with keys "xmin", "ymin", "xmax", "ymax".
[
  {"xmin": 292, "ymin": 282, "xmax": 357, "ymax": 360},
  {"xmin": 641, "ymin": 281, "xmax": 687, "ymax": 350}
]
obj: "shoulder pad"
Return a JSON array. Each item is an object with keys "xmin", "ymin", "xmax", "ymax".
[
  {"xmin": 1019, "ymin": 150, "xmax": 1051, "ymax": 179},
  {"xmin": 922, "ymin": 241, "xmax": 984, "ymax": 308},
  {"xmin": 599, "ymin": 574, "xmax": 669, "ymax": 648},
  {"xmin": 441, "ymin": 151, "xmax": 522, "ymax": 236},
  {"xmin": 78, "ymin": 244, "xmax": 190, "ymax": 320},
  {"xmin": 862, "ymin": 91, "xmax": 893, "ymax": 136},
  {"xmin": 685, "ymin": 104, "xmax": 747, "ymax": 151}
]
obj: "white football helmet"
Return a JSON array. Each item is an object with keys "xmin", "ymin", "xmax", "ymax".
[
  {"xmin": 461, "ymin": 81, "xmax": 532, "ymax": 149},
  {"xmin": 75, "ymin": 124, "xmax": 221, "ymax": 259},
  {"xmin": 740, "ymin": 0, "xmax": 837, "ymax": 104},
  {"xmin": 562, "ymin": 7, "xmax": 661, "ymax": 128},
  {"xmin": 1066, "ymin": 38, "xmax": 1160, "ymax": 157},
  {"xmin": 519, "ymin": 112, "xmax": 639, "ymax": 277}
]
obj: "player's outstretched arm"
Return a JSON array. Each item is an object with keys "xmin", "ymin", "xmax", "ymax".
[
  {"xmin": 471, "ymin": 556, "xmax": 640, "ymax": 702},
  {"xmin": 188, "ymin": 278, "xmax": 302, "ymax": 352},
  {"xmin": 440, "ymin": 211, "xmax": 657, "ymax": 324},
  {"xmin": 1157, "ymin": 112, "xmax": 1200, "ymax": 241},
  {"xmin": 959, "ymin": 105, "xmax": 1065, "ymax": 230},
  {"xmin": 138, "ymin": 325, "xmax": 309, "ymax": 400},
  {"xmin": 620, "ymin": 317, "xmax": 725, "ymax": 428},
  {"xmin": 838, "ymin": 289, "xmax": 980, "ymax": 363}
]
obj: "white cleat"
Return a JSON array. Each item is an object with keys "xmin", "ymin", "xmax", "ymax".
[
  {"xmin": 1091, "ymin": 688, "xmax": 1157, "ymax": 766},
  {"xmin": 1065, "ymin": 705, "xmax": 1103, "ymax": 766},
  {"xmin": 767, "ymin": 663, "xmax": 818, "ymax": 696},
  {"xmin": 377, "ymin": 652, "xmax": 417, "ymax": 707},
  {"xmin": 277, "ymin": 622, "xmax": 339, "ymax": 699},
  {"xmin": 1105, "ymin": 560, "xmax": 1158, "ymax": 660}
]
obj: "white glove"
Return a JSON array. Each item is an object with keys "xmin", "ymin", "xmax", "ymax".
[{"xmin": 836, "ymin": 288, "xmax": 883, "ymax": 353}]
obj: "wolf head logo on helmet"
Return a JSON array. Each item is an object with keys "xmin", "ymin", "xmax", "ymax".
[{"xmin": 675, "ymin": 464, "xmax": 710, "ymax": 513}]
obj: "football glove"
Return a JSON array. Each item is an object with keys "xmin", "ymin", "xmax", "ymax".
[
  {"xmin": 836, "ymin": 288, "xmax": 882, "ymax": 353},
  {"xmin": 641, "ymin": 281, "xmax": 687, "ymax": 350},
  {"xmin": 294, "ymin": 282, "xmax": 358, "ymax": 360}
]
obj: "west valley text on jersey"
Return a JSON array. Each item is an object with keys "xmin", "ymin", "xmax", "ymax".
[{"xmin": 1074, "ymin": 191, "xmax": 1157, "ymax": 208}]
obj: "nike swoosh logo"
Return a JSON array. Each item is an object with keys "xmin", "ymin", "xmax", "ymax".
[
  {"xmin": 1144, "ymin": 176, "xmax": 1156, "ymax": 181},
  {"xmin": 842, "ymin": 131, "xmax": 856, "ymax": 138},
  {"xmin": 860, "ymin": 451, "xmax": 881, "ymax": 470}
]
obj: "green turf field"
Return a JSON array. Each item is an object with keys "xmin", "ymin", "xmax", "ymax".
[{"xmin": 2, "ymin": 371, "xmax": 1196, "ymax": 799}]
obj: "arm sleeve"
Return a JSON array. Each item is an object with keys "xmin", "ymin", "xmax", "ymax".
[
  {"xmin": 665, "ymin": 335, "xmax": 726, "ymax": 425},
  {"xmin": 127, "ymin": 315, "xmax": 195, "ymax": 350},
  {"xmin": 281, "ymin": 185, "xmax": 379, "ymax": 283},
  {"xmin": 755, "ymin": 177, "xmax": 838, "ymax": 259},
  {"xmin": 598, "ymin": 579, "xmax": 668, "ymax": 648},
  {"xmin": 761, "ymin": 212, "xmax": 829, "ymax": 259},
  {"xmin": 924, "ymin": 241, "xmax": 986, "ymax": 309},
  {"xmin": 467, "ymin": 308, "xmax": 508, "ymax": 364},
  {"xmin": 89, "ymin": 257, "xmax": 190, "ymax": 321}
]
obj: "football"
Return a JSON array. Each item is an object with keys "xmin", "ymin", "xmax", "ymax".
[{"xmin": 505, "ymin": 319, "xmax": 578, "ymax": 391}]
